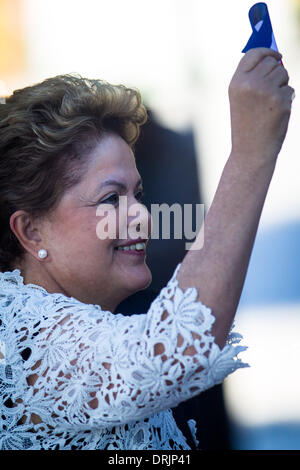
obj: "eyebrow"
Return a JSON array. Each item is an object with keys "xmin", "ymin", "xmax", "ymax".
[{"xmin": 92, "ymin": 177, "xmax": 143, "ymax": 197}]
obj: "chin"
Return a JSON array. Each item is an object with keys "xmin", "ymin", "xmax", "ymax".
[{"xmin": 123, "ymin": 264, "xmax": 152, "ymax": 295}]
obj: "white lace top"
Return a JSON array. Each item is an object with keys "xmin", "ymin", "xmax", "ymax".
[{"xmin": 0, "ymin": 265, "xmax": 247, "ymax": 450}]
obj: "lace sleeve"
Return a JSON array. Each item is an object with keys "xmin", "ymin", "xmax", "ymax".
[{"xmin": 2, "ymin": 265, "xmax": 247, "ymax": 432}]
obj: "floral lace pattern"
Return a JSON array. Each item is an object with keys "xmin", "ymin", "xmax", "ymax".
[{"xmin": 0, "ymin": 265, "xmax": 247, "ymax": 450}]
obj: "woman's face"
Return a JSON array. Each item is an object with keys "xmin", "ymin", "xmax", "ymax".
[{"xmin": 38, "ymin": 132, "xmax": 152, "ymax": 311}]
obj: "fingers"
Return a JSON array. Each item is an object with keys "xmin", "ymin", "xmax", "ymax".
[
  {"xmin": 239, "ymin": 47, "xmax": 282, "ymax": 73},
  {"xmin": 266, "ymin": 65, "xmax": 289, "ymax": 87},
  {"xmin": 238, "ymin": 47, "xmax": 291, "ymax": 90},
  {"xmin": 281, "ymin": 85, "xmax": 296, "ymax": 104},
  {"xmin": 254, "ymin": 55, "xmax": 281, "ymax": 77}
]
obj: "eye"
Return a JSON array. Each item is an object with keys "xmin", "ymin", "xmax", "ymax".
[
  {"xmin": 100, "ymin": 193, "xmax": 119, "ymax": 206},
  {"xmin": 135, "ymin": 189, "xmax": 144, "ymax": 202}
]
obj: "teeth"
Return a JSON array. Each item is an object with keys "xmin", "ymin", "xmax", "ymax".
[
  {"xmin": 117, "ymin": 242, "xmax": 146, "ymax": 251},
  {"xmin": 135, "ymin": 243, "xmax": 145, "ymax": 250}
]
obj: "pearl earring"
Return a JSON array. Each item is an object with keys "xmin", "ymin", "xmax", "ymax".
[{"xmin": 38, "ymin": 249, "xmax": 48, "ymax": 259}]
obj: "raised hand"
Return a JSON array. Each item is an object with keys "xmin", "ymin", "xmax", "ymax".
[{"xmin": 229, "ymin": 47, "xmax": 294, "ymax": 164}]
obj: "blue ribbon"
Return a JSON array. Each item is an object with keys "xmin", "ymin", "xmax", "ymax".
[{"xmin": 242, "ymin": 2, "xmax": 279, "ymax": 53}]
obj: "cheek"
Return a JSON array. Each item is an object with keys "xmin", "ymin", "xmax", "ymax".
[
  {"xmin": 46, "ymin": 211, "xmax": 113, "ymax": 261},
  {"xmin": 75, "ymin": 213, "xmax": 115, "ymax": 259},
  {"xmin": 96, "ymin": 207, "xmax": 119, "ymax": 241}
]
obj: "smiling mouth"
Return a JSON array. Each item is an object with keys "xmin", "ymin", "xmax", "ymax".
[{"xmin": 115, "ymin": 241, "xmax": 146, "ymax": 254}]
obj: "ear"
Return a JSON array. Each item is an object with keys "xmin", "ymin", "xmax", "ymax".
[{"xmin": 10, "ymin": 210, "xmax": 43, "ymax": 261}]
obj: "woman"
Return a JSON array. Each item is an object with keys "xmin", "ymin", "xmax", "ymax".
[{"xmin": 0, "ymin": 48, "xmax": 294, "ymax": 450}]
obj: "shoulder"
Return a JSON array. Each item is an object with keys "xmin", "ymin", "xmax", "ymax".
[
  {"xmin": 0, "ymin": 269, "xmax": 147, "ymax": 333},
  {"xmin": 0, "ymin": 269, "xmax": 111, "ymax": 328}
]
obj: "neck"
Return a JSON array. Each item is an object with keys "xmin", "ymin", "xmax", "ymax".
[{"xmin": 13, "ymin": 257, "xmax": 124, "ymax": 312}]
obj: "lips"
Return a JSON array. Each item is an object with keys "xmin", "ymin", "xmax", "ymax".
[{"xmin": 114, "ymin": 238, "xmax": 148, "ymax": 253}]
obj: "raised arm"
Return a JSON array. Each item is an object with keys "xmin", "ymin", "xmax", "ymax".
[{"xmin": 177, "ymin": 48, "xmax": 294, "ymax": 349}]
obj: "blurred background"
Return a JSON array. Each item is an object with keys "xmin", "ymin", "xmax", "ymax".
[{"xmin": 1, "ymin": 0, "xmax": 300, "ymax": 450}]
